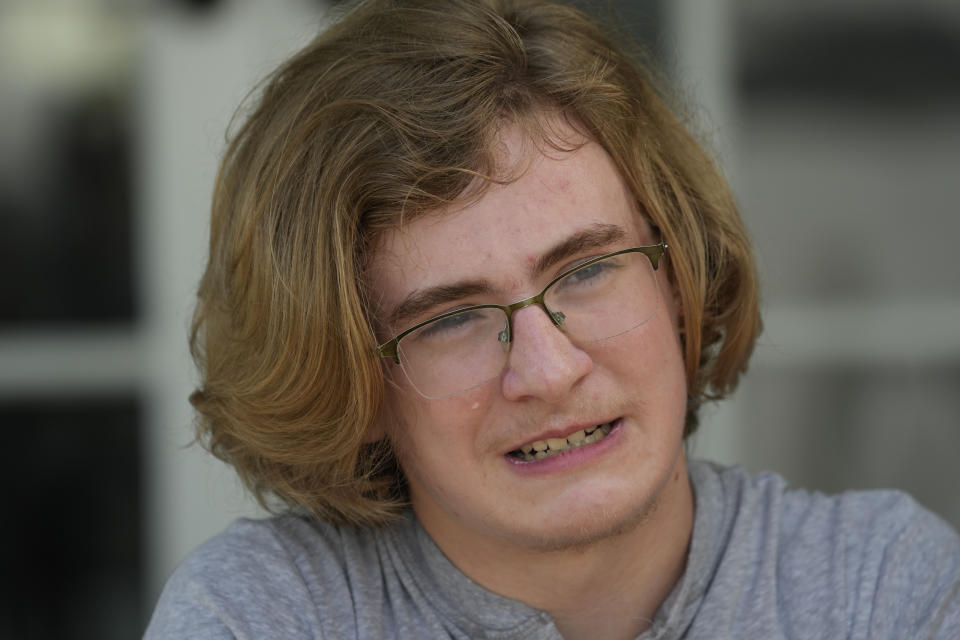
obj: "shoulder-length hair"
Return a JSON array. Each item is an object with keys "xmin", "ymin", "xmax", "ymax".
[{"xmin": 190, "ymin": 0, "xmax": 761, "ymax": 526}]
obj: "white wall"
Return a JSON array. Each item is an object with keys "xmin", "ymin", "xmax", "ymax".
[
  {"xmin": 671, "ymin": 0, "xmax": 960, "ymax": 528},
  {"xmin": 137, "ymin": 0, "xmax": 327, "ymax": 602}
]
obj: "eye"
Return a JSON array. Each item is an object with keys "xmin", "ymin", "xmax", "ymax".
[
  {"xmin": 559, "ymin": 257, "xmax": 619, "ymax": 289},
  {"xmin": 415, "ymin": 309, "xmax": 483, "ymax": 340},
  {"xmin": 569, "ymin": 262, "xmax": 605, "ymax": 282}
]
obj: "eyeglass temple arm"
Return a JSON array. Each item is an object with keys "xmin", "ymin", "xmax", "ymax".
[{"xmin": 377, "ymin": 340, "xmax": 400, "ymax": 364}]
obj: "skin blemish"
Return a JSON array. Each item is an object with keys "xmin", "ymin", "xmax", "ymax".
[{"xmin": 470, "ymin": 401, "xmax": 481, "ymax": 410}]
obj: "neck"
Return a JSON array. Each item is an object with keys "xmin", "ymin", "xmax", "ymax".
[{"xmin": 426, "ymin": 455, "xmax": 694, "ymax": 640}]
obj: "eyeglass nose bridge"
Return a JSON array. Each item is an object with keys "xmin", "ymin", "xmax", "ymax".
[{"xmin": 497, "ymin": 292, "xmax": 567, "ymax": 344}]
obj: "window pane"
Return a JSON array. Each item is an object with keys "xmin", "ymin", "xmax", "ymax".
[{"xmin": 0, "ymin": 396, "xmax": 143, "ymax": 639}]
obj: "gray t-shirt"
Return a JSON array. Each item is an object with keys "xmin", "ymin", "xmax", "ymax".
[{"xmin": 145, "ymin": 460, "xmax": 960, "ymax": 639}]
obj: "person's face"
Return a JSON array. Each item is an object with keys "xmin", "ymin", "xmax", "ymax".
[{"xmin": 367, "ymin": 122, "xmax": 689, "ymax": 553}]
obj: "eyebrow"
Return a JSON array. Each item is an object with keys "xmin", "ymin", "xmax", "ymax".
[
  {"xmin": 385, "ymin": 223, "xmax": 628, "ymax": 331},
  {"xmin": 386, "ymin": 280, "xmax": 495, "ymax": 330},
  {"xmin": 531, "ymin": 223, "xmax": 626, "ymax": 279}
]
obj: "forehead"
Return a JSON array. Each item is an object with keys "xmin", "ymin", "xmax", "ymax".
[{"xmin": 367, "ymin": 124, "xmax": 646, "ymax": 315}]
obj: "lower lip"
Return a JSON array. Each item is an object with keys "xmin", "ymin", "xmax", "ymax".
[{"xmin": 504, "ymin": 419, "xmax": 624, "ymax": 476}]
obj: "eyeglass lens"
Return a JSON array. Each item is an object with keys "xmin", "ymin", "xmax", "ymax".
[{"xmin": 395, "ymin": 250, "xmax": 660, "ymax": 398}]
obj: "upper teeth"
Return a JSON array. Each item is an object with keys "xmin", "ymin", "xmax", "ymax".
[{"xmin": 515, "ymin": 422, "xmax": 614, "ymax": 461}]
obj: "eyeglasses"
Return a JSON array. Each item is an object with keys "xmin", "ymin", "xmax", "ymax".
[{"xmin": 376, "ymin": 242, "xmax": 667, "ymax": 399}]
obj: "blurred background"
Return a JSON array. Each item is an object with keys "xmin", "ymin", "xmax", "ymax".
[{"xmin": 0, "ymin": 0, "xmax": 957, "ymax": 636}]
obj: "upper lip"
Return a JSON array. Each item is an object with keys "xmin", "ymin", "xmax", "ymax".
[{"xmin": 506, "ymin": 418, "xmax": 618, "ymax": 452}]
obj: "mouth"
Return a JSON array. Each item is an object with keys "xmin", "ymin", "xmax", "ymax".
[{"xmin": 507, "ymin": 420, "xmax": 618, "ymax": 462}]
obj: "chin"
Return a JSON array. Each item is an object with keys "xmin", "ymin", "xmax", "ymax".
[
  {"xmin": 514, "ymin": 448, "xmax": 687, "ymax": 552},
  {"xmin": 504, "ymin": 488, "xmax": 663, "ymax": 553}
]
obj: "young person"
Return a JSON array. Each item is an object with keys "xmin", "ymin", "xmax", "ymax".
[{"xmin": 145, "ymin": 1, "xmax": 960, "ymax": 638}]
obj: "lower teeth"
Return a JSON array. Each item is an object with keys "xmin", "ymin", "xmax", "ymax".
[{"xmin": 511, "ymin": 422, "xmax": 614, "ymax": 462}]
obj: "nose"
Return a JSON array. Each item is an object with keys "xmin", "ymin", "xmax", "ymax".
[{"xmin": 500, "ymin": 304, "xmax": 594, "ymax": 402}]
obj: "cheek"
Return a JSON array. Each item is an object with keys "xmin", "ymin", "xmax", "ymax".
[
  {"xmin": 649, "ymin": 310, "xmax": 687, "ymax": 391},
  {"xmin": 384, "ymin": 384, "xmax": 496, "ymax": 466},
  {"xmin": 386, "ymin": 390, "xmax": 497, "ymax": 511},
  {"xmin": 657, "ymin": 267, "xmax": 683, "ymax": 329},
  {"xmin": 654, "ymin": 269, "xmax": 687, "ymax": 377},
  {"xmin": 602, "ymin": 308, "xmax": 687, "ymax": 414},
  {"xmin": 653, "ymin": 323, "xmax": 689, "ymax": 432}
]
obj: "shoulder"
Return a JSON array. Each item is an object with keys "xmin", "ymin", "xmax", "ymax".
[
  {"xmin": 713, "ymin": 462, "xmax": 959, "ymax": 575},
  {"xmin": 144, "ymin": 514, "xmax": 382, "ymax": 639},
  {"xmin": 688, "ymin": 461, "xmax": 960, "ymax": 638},
  {"xmin": 692, "ymin": 459, "xmax": 958, "ymax": 552}
]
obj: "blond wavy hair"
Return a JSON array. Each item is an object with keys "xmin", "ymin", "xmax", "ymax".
[{"xmin": 190, "ymin": 0, "xmax": 761, "ymax": 525}]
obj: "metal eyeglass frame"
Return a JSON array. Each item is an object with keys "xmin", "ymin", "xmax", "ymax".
[{"xmin": 376, "ymin": 242, "xmax": 667, "ymax": 364}]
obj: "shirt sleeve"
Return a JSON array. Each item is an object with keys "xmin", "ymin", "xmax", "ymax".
[
  {"xmin": 864, "ymin": 494, "xmax": 960, "ymax": 639},
  {"xmin": 143, "ymin": 518, "xmax": 329, "ymax": 640},
  {"xmin": 144, "ymin": 571, "xmax": 238, "ymax": 640}
]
